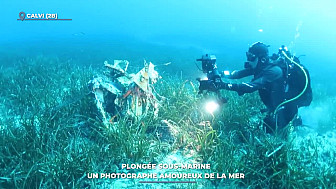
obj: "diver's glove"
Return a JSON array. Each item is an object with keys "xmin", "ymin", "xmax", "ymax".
[
  {"xmin": 219, "ymin": 82, "xmax": 246, "ymax": 96},
  {"xmin": 198, "ymin": 77, "xmax": 238, "ymax": 93},
  {"xmin": 218, "ymin": 82, "xmax": 233, "ymax": 90}
]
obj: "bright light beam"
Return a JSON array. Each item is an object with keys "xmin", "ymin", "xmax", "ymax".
[{"xmin": 205, "ymin": 101, "xmax": 219, "ymax": 114}]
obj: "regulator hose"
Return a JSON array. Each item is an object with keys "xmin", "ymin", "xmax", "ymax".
[{"xmin": 274, "ymin": 50, "xmax": 309, "ymax": 114}]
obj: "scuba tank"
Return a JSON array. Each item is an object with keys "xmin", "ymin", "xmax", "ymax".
[{"xmin": 272, "ymin": 45, "xmax": 313, "ymax": 114}]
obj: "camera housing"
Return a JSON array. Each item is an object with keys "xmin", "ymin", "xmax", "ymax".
[
  {"xmin": 195, "ymin": 54, "xmax": 228, "ymax": 110},
  {"xmin": 196, "ymin": 54, "xmax": 222, "ymax": 93},
  {"xmin": 197, "ymin": 54, "xmax": 217, "ymax": 74}
]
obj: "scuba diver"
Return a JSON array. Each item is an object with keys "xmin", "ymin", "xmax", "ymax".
[{"xmin": 200, "ymin": 42, "xmax": 312, "ymax": 134}]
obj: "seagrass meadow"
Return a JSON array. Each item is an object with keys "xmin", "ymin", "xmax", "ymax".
[{"xmin": 0, "ymin": 53, "xmax": 335, "ymax": 188}]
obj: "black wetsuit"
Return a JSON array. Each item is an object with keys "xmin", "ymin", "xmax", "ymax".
[{"xmin": 222, "ymin": 63, "xmax": 298, "ymax": 133}]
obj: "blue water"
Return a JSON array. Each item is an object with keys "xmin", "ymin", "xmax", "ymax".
[{"xmin": 1, "ymin": 0, "xmax": 336, "ymax": 79}]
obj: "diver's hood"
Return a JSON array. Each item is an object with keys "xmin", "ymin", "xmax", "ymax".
[{"xmin": 248, "ymin": 42, "xmax": 269, "ymax": 58}]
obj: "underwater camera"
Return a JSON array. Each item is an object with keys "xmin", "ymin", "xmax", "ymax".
[
  {"xmin": 196, "ymin": 54, "xmax": 227, "ymax": 114},
  {"xmin": 197, "ymin": 54, "xmax": 217, "ymax": 74},
  {"xmin": 196, "ymin": 54, "xmax": 221, "ymax": 93}
]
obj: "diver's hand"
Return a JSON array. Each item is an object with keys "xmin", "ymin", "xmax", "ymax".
[
  {"xmin": 217, "ymin": 82, "xmax": 230, "ymax": 90},
  {"xmin": 220, "ymin": 82, "xmax": 245, "ymax": 96},
  {"xmin": 218, "ymin": 82, "xmax": 241, "ymax": 92}
]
